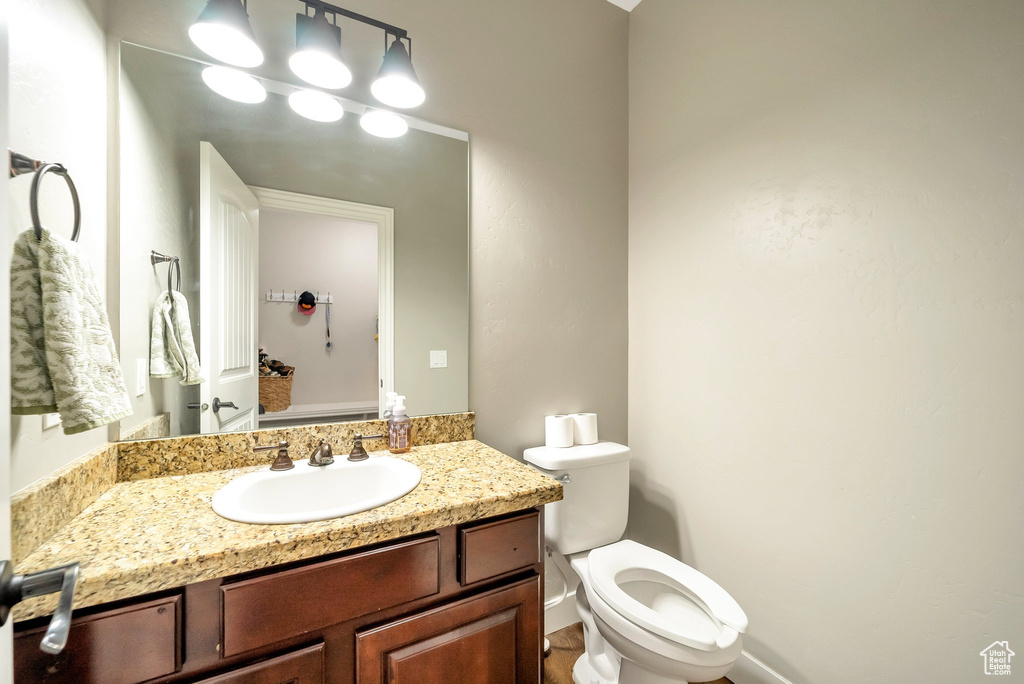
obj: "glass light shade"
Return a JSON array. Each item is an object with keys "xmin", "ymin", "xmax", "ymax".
[
  {"xmin": 189, "ymin": 0, "xmax": 263, "ymax": 68},
  {"xmin": 371, "ymin": 40, "xmax": 425, "ymax": 109},
  {"xmin": 202, "ymin": 66, "xmax": 267, "ymax": 104},
  {"xmin": 288, "ymin": 90, "xmax": 344, "ymax": 122},
  {"xmin": 289, "ymin": 9, "xmax": 352, "ymax": 89},
  {"xmin": 360, "ymin": 110, "xmax": 408, "ymax": 138}
]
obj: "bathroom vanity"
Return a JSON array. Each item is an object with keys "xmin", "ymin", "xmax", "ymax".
[{"xmin": 10, "ymin": 435, "xmax": 561, "ymax": 684}]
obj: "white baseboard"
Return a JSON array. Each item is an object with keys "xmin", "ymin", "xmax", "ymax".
[
  {"xmin": 544, "ymin": 589, "xmax": 580, "ymax": 635},
  {"xmin": 729, "ymin": 650, "xmax": 794, "ymax": 684}
]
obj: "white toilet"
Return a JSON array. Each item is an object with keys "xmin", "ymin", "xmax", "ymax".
[{"xmin": 525, "ymin": 442, "xmax": 748, "ymax": 684}]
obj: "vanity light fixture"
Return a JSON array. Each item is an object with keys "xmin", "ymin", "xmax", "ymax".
[
  {"xmin": 288, "ymin": 89, "xmax": 345, "ymax": 122},
  {"xmin": 371, "ymin": 38, "xmax": 425, "ymax": 109},
  {"xmin": 201, "ymin": 66, "xmax": 267, "ymax": 104},
  {"xmin": 359, "ymin": 109, "xmax": 408, "ymax": 138},
  {"xmin": 194, "ymin": 0, "xmax": 423, "ymax": 137},
  {"xmin": 189, "ymin": 0, "xmax": 264, "ymax": 68},
  {"xmin": 289, "ymin": 6, "xmax": 352, "ymax": 90}
]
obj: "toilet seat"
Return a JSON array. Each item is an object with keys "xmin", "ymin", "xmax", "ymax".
[{"xmin": 587, "ymin": 540, "xmax": 748, "ymax": 652}]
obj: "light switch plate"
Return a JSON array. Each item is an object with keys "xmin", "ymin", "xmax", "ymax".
[
  {"xmin": 42, "ymin": 413, "xmax": 61, "ymax": 430},
  {"xmin": 136, "ymin": 358, "xmax": 147, "ymax": 396},
  {"xmin": 429, "ymin": 350, "xmax": 448, "ymax": 369}
]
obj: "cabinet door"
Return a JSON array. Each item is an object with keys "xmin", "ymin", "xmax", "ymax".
[
  {"xmin": 196, "ymin": 643, "xmax": 324, "ymax": 684},
  {"xmin": 355, "ymin": 577, "xmax": 539, "ymax": 684}
]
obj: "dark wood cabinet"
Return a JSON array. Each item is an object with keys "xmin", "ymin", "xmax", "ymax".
[
  {"xmin": 13, "ymin": 594, "xmax": 182, "ymax": 684},
  {"xmin": 356, "ymin": 577, "xmax": 540, "ymax": 684},
  {"xmin": 196, "ymin": 643, "xmax": 325, "ymax": 684},
  {"xmin": 14, "ymin": 509, "xmax": 544, "ymax": 684},
  {"xmin": 221, "ymin": 536, "xmax": 440, "ymax": 657}
]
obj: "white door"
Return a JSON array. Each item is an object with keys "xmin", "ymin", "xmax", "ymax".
[{"xmin": 199, "ymin": 142, "xmax": 259, "ymax": 435}]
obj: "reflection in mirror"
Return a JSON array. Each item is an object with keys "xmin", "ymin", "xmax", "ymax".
[{"xmin": 117, "ymin": 42, "xmax": 468, "ymax": 441}]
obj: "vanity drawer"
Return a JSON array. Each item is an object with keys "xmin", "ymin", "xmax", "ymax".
[
  {"xmin": 196, "ymin": 643, "xmax": 324, "ymax": 683},
  {"xmin": 459, "ymin": 510, "xmax": 540, "ymax": 586},
  {"xmin": 14, "ymin": 594, "xmax": 182, "ymax": 684},
  {"xmin": 221, "ymin": 535, "xmax": 440, "ymax": 657}
]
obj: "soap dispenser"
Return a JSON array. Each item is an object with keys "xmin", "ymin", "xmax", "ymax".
[
  {"xmin": 388, "ymin": 395, "xmax": 411, "ymax": 454},
  {"xmin": 383, "ymin": 391, "xmax": 398, "ymax": 419}
]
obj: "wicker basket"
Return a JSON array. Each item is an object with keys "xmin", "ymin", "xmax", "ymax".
[{"xmin": 259, "ymin": 366, "xmax": 294, "ymax": 413}]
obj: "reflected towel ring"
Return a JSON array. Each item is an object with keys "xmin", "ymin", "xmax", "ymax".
[
  {"xmin": 168, "ymin": 257, "xmax": 181, "ymax": 293},
  {"xmin": 30, "ymin": 162, "xmax": 81, "ymax": 242}
]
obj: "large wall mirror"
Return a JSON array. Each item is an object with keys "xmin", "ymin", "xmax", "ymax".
[{"xmin": 117, "ymin": 42, "xmax": 468, "ymax": 440}]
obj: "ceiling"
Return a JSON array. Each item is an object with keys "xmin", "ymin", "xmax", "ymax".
[{"xmin": 606, "ymin": 0, "xmax": 643, "ymax": 11}]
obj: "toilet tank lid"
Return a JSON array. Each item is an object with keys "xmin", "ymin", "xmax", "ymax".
[{"xmin": 523, "ymin": 441, "xmax": 630, "ymax": 470}]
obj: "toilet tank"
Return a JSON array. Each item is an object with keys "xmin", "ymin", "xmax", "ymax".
[{"xmin": 523, "ymin": 442, "xmax": 630, "ymax": 555}]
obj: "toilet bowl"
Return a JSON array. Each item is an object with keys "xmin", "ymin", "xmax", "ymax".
[
  {"xmin": 523, "ymin": 441, "xmax": 747, "ymax": 684},
  {"xmin": 569, "ymin": 540, "xmax": 745, "ymax": 684}
]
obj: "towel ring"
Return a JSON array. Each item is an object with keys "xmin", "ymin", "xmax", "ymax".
[
  {"xmin": 167, "ymin": 257, "xmax": 181, "ymax": 293},
  {"xmin": 30, "ymin": 163, "xmax": 81, "ymax": 242}
]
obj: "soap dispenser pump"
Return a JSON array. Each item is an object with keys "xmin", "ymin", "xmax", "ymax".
[
  {"xmin": 383, "ymin": 391, "xmax": 399, "ymax": 419},
  {"xmin": 388, "ymin": 396, "xmax": 411, "ymax": 454}
]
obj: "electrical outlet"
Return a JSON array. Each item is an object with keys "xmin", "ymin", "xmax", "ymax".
[
  {"xmin": 42, "ymin": 413, "xmax": 61, "ymax": 430},
  {"xmin": 429, "ymin": 350, "xmax": 448, "ymax": 369},
  {"xmin": 136, "ymin": 358, "xmax": 147, "ymax": 396}
]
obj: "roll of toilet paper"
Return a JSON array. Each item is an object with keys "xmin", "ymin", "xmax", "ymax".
[
  {"xmin": 545, "ymin": 415, "xmax": 574, "ymax": 448},
  {"xmin": 571, "ymin": 413, "xmax": 599, "ymax": 445}
]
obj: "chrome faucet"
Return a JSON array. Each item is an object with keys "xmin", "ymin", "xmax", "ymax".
[
  {"xmin": 308, "ymin": 439, "xmax": 334, "ymax": 467},
  {"xmin": 254, "ymin": 441, "xmax": 294, "ymax": 471}
]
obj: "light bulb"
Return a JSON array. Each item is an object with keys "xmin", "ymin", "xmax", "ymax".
[
  {"xmin": 202, "ymin": 66, "xmax": 267, "ymax": 104},
  {"xmin": 189, "ymin": 0, "xmax": 263, "ymax": 68},
  {"xmin": 371, "ymin": 75, "xmax": 426, "ymax": 109},
  {"xmin": 360, "ymin": 110, "xmax": 408, "ymax": 138},
  {"xmin": 288, "ymin": 90, "xmax": 344, "ymax": 122},
  {"xmin": 288, "ymin": 51, "xmax": 353, "ymax": 90}
]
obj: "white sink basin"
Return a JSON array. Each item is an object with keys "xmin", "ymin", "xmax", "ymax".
[{"xmin": 212, "ymin": 456, "xmax": 421, "ymax": 524}]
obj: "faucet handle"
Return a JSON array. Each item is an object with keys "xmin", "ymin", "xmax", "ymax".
[
  {"xmin": 348, "ymin": 433, "xmax": 384, "ymax": 461},
  {"xmin": 255, "ymin": 441, "xmax": 294, "ymax": 471}
]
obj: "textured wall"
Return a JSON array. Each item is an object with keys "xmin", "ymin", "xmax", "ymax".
[
  {"xmin": 8, "ymin": 0, "xmax": 111, "ymax": 491},
  {"xmin": 106, "ymin": 0, "xmax": 629, "ymax": 458},
  {"xmin": 629, "ymin": 1, "xmax": 1024, "ymax": 682}
]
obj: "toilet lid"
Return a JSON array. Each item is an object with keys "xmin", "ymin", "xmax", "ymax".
[{"xmin": 587, "ymin": 540, "xmax": 748, "ymax": 651}]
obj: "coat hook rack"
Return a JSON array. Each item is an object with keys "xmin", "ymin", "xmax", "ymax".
[{"xmin": 265, "ymin": 291, "xmax": 334, "ymax": 304}]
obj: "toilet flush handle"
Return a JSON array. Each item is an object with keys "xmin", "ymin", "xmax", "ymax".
[{"xmin": 552, "ymin": 473, "xmax": 571, "ymax": 485}]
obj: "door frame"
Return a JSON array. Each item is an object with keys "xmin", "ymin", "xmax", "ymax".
[{"xmin": 248, "ymin": 187, "xmax": 395, "ymax": 416}]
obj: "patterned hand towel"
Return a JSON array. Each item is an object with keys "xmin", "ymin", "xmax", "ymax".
[
  {"xmin": 10, "ymin": 228, "xmax": 133, "ymax": 434},
  {"xmin": 151, "ymin": 290, "xmax": 205, "ymax": 386}
]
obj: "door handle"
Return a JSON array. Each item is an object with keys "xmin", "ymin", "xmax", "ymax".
[
  {"xmin": 212, "ymin": 397, "xmax": 238, "ymax": 413},
  {"xmin": 0, "ymin": 560, "xmax": 80, "ymax": 654}
]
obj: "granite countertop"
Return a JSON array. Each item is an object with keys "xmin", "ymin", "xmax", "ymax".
[{"xmin": 14, "ymin": 440, "xmax": 561, "ymax": 622}]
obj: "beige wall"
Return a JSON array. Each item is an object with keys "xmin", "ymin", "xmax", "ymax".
[
  {"xmin": 8, "ymin": 0, "xmax": 111, "ymax": 491},
  {"xmin": 106, "ymin": 0, "xmax": 630, "ymax": 462},
  {"xmin": 629, "ymin": 2, "xmax": 1024, "ymax": 682}
]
